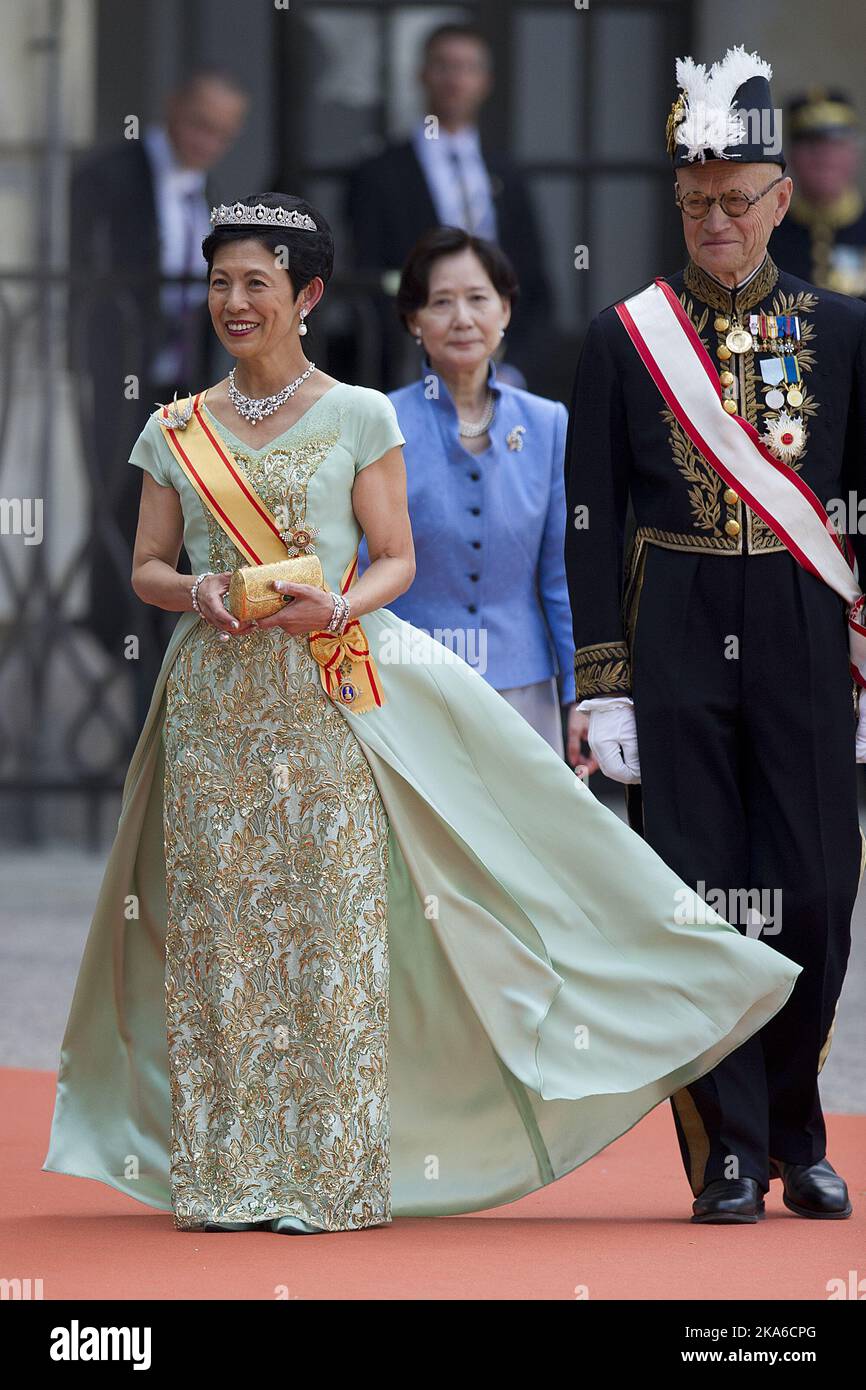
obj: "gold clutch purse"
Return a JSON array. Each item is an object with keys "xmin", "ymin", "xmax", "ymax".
[{"xmin": 226, "ymin": 555, "xmax": 327, "ymax": 622}]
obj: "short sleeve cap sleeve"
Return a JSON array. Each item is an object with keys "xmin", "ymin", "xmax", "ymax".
[
  {"xmin": 129, "ymin": 412, "xmax": 175, "ymax": 488},
  {"xmin": 353, "ymin": 388, "xmax": 406, "ymax": 474}
]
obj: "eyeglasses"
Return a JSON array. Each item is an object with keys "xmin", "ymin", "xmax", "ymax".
[{"xmin": 675, "ymin": 175, "xmax": 786, "ymax": 220}]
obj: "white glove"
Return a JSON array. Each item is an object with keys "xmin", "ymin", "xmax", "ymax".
[
  {"xmin": 576, "ymin": 696, "xmax": 641, "ymax": 785},
  {"xmin": 857, "ymin": 701, "xmax": 866, "ymax": 762}
]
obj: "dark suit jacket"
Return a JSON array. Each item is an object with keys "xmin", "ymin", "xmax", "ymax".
[
  {"xmin": 69, "ymin": 139, "xmax": 214, "ymax": 393},
  {"xmin": 68, "ymin": 139, "xmax": 211, "ymax": 651},
  {"xmin": 345, "ymin": 138, "xmax": 552, "ymax": 380}
]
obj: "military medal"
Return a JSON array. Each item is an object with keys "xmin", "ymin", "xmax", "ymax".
[
  {"xmin": 783, "ymin": 352, "xmax": 804, "ymax": 407},
  {"xmin": 725, "ymin": 322, "xmax": 753, "ymax": 354},
  {"xmin": 754, "ymin": 313, "xmax": 802, "ymax": 354},
  {"xmin": 758, "ymin": 345, "xmax": 805, "ymax": 410},
  {"xmin": 758, "ymin": 355, "xmax": 786, "ymax": 411}
]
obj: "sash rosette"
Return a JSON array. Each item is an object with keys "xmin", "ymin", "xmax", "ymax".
[{"xmin": 308, "ymin": 618, "xmax": 385, "ymax": 713}]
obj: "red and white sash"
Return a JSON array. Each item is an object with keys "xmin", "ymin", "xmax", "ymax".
[{"xmin": 615, "ymin": 279, "xmax": 866, "ymax": 688}]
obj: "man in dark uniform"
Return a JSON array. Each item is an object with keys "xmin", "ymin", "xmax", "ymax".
[
  {"xmin": 770, "ymin": 89, "xmax": 866, "ymax": 297},
  {"xmin": 564, "ymin": 46, "xmax": 864, "ymax": 1224}
]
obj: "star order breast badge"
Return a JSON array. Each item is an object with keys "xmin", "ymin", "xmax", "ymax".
[
  {"xmin": 506, "ymin": 425, "xmax": 526, "ymax": 451},
  {"xmin": 762, "ymin": 410, "xmax": 805, "ymax": 464},
  {"xmin": 280, "ymin": 523, "xmax": 320, "ymax": 555},
  {"xmin": 274, "ymin": 501, "xmax": 320, "ymax": 554}
]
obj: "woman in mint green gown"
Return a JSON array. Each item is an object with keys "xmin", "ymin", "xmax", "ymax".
[{"xmin": 42, "ymin": 194, "xmax": 800, "ymax": 1233}]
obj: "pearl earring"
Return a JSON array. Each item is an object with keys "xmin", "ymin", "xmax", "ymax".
[{"xmin": 299, "ymin": 310, "xmax": 308, "ymax": 336}]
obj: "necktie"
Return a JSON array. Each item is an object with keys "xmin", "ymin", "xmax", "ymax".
[
  {"xmin": 175, "ymin": 189, "xmax": 201, "ymax": 382},
  {"xmin": 448, "ymin": 147, "xmax": 476, "ymax": 232}
]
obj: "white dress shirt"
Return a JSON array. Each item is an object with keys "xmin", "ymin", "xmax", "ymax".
[
  {"xmin": 142, "ymin": 125, "xmax": 211, "ymax": 381},
  {"xmin": 412, "ymin": 119, "xmax": 498, "ymax": 243}
]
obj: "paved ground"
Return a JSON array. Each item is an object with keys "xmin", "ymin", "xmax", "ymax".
[
  {"xmin": 11, "ymin": 1071, "xmax": 865, "ymax": 1301},
  {"xmin": 2, "ymin": 827, "xmax": 864, "ymax": 1111}
]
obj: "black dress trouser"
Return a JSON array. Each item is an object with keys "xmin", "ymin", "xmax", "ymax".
[{"xmin": 631, "ymin": 545, "xmax": 861, "ymax": 1195}]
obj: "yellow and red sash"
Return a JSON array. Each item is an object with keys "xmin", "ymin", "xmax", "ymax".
[
  {"xmin": 615, "ymin": 280, "xmax": 866, "ymax": 689},
  {"xmin": 158, "ymin": 392, "xmax": 386, "ymax": 712}
]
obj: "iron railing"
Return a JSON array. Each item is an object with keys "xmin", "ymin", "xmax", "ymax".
[{"xmin": 0, "ymin": 265, "xmax": 395, "ymax": 846}]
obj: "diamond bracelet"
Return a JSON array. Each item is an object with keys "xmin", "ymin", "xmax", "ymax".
[
  {"xmin": 191, "ymin": 571, "xmax": 215, "ymax": 614},
  {"xmin": 327, "ymin": 591, "xmax": 351, "ymax": 634}
]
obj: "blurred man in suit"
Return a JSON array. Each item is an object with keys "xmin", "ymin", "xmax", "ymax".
[
  {"xmin": 346, "ymin": 22, "xmax": 552, "ymax": 389},
  {"xmin": 70, "ymin": 69, "xmax": 248, "ymax": 734}
]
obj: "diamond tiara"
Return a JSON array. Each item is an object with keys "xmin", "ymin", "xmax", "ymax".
[{"xmin": 209, "ymin": 201, "xmax": 318, "ymax": 231}]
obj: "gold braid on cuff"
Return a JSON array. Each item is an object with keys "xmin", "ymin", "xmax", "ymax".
[{"xmin": 573, "ymin": 641, "xmax": 632, "ymax": 701}]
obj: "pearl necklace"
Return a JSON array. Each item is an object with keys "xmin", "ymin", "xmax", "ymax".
[
  {"xmin": 458, "ymin": 390, "xmax": 496, "ymax": 437},
  {"xmin": 228, "ymin": 362, "xmax": 317, "ymax": 425}
]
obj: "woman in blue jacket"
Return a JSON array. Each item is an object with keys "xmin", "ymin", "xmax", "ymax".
[{"xmin": 359, "ymin": 226, "xmax": 592, "ymax": 770}]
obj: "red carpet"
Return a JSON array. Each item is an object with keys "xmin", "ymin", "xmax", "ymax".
[{"xmin": 6, "ymin": 1068, "xmax": 864, "ymax": 1300}]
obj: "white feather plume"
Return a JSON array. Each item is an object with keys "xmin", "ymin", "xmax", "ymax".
[
  {"xmin": 714, "ymin": 44, "xmax": 773, "ymax": 93},
  {"xmin": 674, "ymin": 46, "xmax": 774, "ymax": 162}
]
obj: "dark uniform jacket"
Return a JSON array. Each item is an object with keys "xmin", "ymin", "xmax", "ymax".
[
  {"xmin": 564, "ymin": 253, "xmax": 866, "ymax": 701},
  {"xmin": 770, "ymin": 192, "xmax": 866, "ymax": 297}
]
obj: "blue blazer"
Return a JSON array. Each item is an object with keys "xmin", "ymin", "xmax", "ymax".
[{"xmin": 358, "ymin": 357, "xmax": 576, "ymax": 703}]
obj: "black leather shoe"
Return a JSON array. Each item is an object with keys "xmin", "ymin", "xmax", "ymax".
[
  {"xmin": 769, "ymin": 1157, "xmax": 853, "ymax": 1219},
  {"xmin": 691, "ymin": 1178, "xmax": 765, "ymax": 1224}
]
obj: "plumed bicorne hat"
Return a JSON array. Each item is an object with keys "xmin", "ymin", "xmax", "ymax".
[{"xmin": 667, "ymin": 45, "xmax": 786, "ymax": 171}]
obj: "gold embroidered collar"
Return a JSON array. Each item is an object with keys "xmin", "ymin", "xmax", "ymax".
[
  {"xmin": 788, "ymin": 186, "xmax": 865, "ymax": 231},
  {"xmin": 683, "ymin": 254, "xmax": 780, "ymax": 315}
]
